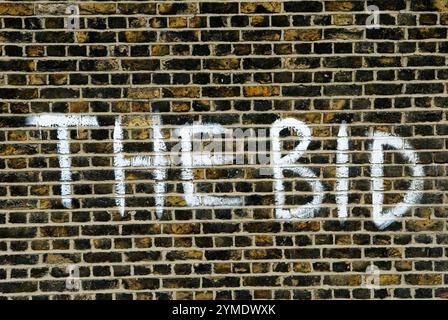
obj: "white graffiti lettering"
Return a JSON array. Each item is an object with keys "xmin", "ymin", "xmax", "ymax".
[{"xmin": 25, "ymin": 114, "xmax": 425, "ymax": 228}]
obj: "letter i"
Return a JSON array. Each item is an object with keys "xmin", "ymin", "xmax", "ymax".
[
  {"xmin": 152, "ymin": 115, "xmax": 167, "ymax": 219},
  {"xmin": 113, "ymin": 116, "xmax": 129, "ymax": 216},
  {"xmin": 336, "ymin": 122, "xmax": 349, "ymax": 221}
]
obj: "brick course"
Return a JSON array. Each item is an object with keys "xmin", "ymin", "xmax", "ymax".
[{"xmin": 0, "ymin": 0, "xmax": 447, "ymax": 300}]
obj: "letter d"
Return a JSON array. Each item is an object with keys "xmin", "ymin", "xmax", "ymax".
[{"xmin": 371, "ymin": 132, "xmax": 424, "ymax": 229}]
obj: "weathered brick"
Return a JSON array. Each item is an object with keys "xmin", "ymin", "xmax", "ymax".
[
  {"xmin": 83, "ymin": 252, "xmax": 122, "ymax": 263},
  {"xmin": 122, "ymin": 278, "xmax": 159, "ymax": 290},
  {"xmin": 323, "ymin": 248, "xmax": 361, "ymax": 259},
  {"xmin": 0, "ymin": 0, "xmax": 445, "ymax": 300},
  {"xmin": 241, "ymin": 3, "xmax": 281, "ymax": 13},
  {"xmin": 285, "ymin": 29, "xmax": 322, "ymax": 41},
  {"xmin": 0, "ymin": 227, "xmax": 36, "ymax": 238},
  {"xmin": 0, "ymin": 281, "xmax": 37, "ymax": 293},
  {"xmin": 323, "ymin": 275, "xmax": 362, "ymax": 286},
  {"xmin": 0, "ymin": 4, "xmax": 34, "ymax": 16},
  {"xmin": 405, "ymin": 274, "xmax": 443, "ymax": 285}
]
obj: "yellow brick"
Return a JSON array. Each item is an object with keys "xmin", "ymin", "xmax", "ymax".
[
  {"xmin": 176, "ymin": 291, "xmax": 193, "ymax": 300},
  {"xmin": 49, "ymin": 74, "xmax": 68, "ymax": 85},
  {"xmin": 76, "ymin": 32, "xmax": 89, "ymax": 43},
  {"xmin": 335, "ymin": 235, "xmax": 351, "ymax": 245},
  {"xmin": 185, "ymin": 250, "xmax": 203, "ymax": 259},
  {"xmin": 123, "ymin": 31, "xmax": 149, "ymax": 43},
  {"xmin": 285, "ymin": 29, "xmax": 322, "ymax": 41},
  {"xmin": 206, "ymin": 58, "xmax": 240, "ymax": 70},
  {"xmin": 112, "ymin": 101, "xmax": 130, "ymax": 113},
  {"xmin": 44, "ymin": 254, "xmax": 78, "ymax": 264},
  {"xmin": 380, "ymin": 275, "xmax": 401, "ymax": 286},
  {"xmin": 158, "ymin": 3, "xmax": 197, "ymax": 15},
  {"xmin": 26, "ymin": 46, "xmax": 45, "ymax": 57},
  {"xmin": 324, "ymin": 275, "xmax": 362, "ymax": 286},
  {"xmin": 252, "ymin": 263, "xmax": 270, "ymax": 273},
  {"xmin": 326, "ymin": 1, "xmax": 354, "ymax": 11},
  {"xmin": 69, "ymin": 102, "xmax": 89, "ymax": 113},
  {"xmin": 241, "ymin": 2, "xmax": 281, "ymax": 13},
  {"xmin": 127, "ymin": 88, "xmax": 160, "ymax": 99},
  {"xmin": 254, "ymin": 290, "xmax": 272, "ymax": 299},
  {"xmin": 331, "ymin": 100, "xmax": 348, "ymax": 110},
  {"xmin": 196, "ymin": 291, "xmax": 214, "ymax": 300},
  {"xmin": 313, "ymin": 127, "xmax": 331, "ymax": 137},
  {"xmin": 251, "ymin": 15, "xmax": 268, "ymax": 27},
  {"xmin": 163, "ymin": 87, "xmax": 200, "ymax": 98},
  {"xmin": 8, "ymin": 131, "xmax": 27, "ymax": 141},
  {"xmin": 334, "ymin": 14, "xmax": 354, "ymax": 25},
  {"xmin": 293, "ymin": 262, "xmax": 312, "ymax": 273},
  {"xmin": 214, "ymin": 263, "xmax": 231, "ymax": 273},
  {"xmin": 164, "ymin": 223, "xmax": 198, "ymax": 235},
  {"xmin": 407, "ymin": 219, "xmax": 443, "ymax": 231},
  {"xmin": 406, "ymin": 274, "xmax": 443, "ymax": 285},
  {"xmin": 435, "ymin": 0, "xmax": 448, "ymax": 12},
  {"xmin": 130, "ymin": 101, "xmax": 150, "ymax": 113},
  {"xmin": 136, "ymin": 293, "xmax": 153, "ymax": 300},
  {"xmin": 8, "ymin": 158, "xmax": 27, "ymax": 169},
  {"xmin": 79, "ymin": 3, "xmax": 116, "ymax": 14},
  {"xmin": 255, "ymin": 235, "xmax": 274, "ymax": 246},
  {"xmin": 31, "ymin": 185, "xmax": 49, "ymax": 196},
  {"xmin": 172, "ymin": 102, "xmax": 190, "ymax": 112},
  {"xmin": 243, "ymin": 86, "xmax": 280, "ymax": 97},
  {"xmin": 151, "ymin": 45, "xmax": 170, "ymax": 56},
  {"xmin": 189, "ymin": 16, "xmax": 205, "ymax": 28},
  {"xmin": 441, "ymin": 13, "xmax": 448, "ymax": 24},
  {"xmin": 295, "ymin": 112, "xmax": 322, "ymax": 123},
  {"xmin": 285, "ymin": 58, "xmax": 317, "ymax": 69},
  {"xmin": 169, "ymin": 17, "xmax": 188, "ymax": 28},
  {"xmin": 0, "ymin": 4, "xmax": 33, "ymax": 16}
]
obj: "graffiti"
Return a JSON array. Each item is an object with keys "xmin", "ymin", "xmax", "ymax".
[
  {"xmin": 336, "ymin": 122, "xmax": 349, "ymax": 221},
  {"xmin": 270, "ymin": 118, "xmax": 323, "ymax": 219},
  {"xmin": 25, "ymin": 114, "xmax": 425, "ymax": 229},
  {"xmin": 176, "ymin": 124, "xmax": 243, "ymax": 208},
  {"xmin": 65, "ymin": 265, "xmax": 81, "ymax": 291},
  {"xmin": 371, "ymin": 132, "xmax": 424, "ymax": 229},
  {"xmin": 113, "ymin": 116, "xmax": 152, "ymax": 216},
  {"xmin": 66, "ymin": 4, "xmax": 80, "ymax": 30},
  {"xmin": 363, "ymin": 265, "xmax": 381, "ymax": 289},
  {"xmin": 26, "ymin": 115, "xmax": 99, "ymax": 209},
  {"xmin": 366, "ymin": 5, "xmax": 381, "ymax": 29},
  {"xmin": 151, "ymin": 115, "xmax": 168, "ymax": 220}
]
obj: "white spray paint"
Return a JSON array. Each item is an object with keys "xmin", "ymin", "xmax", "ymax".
[
  {"xmin": 113, "ymin": 116, "xmax": 152, "ymax": 216},
  {"xmin": 152, "ymin": 115, "xmax": 168, "ymax": 219},
  {"xmin": 371, "ymin": 132, "xmax": 424, "ymax": 229},
  {"xmin": 178, "ymin": 124, "xmax": 242, "ymax": 207},
  {"xmin": 366, "ymin": 5, "xmax": 380, "ymax": 29},
  {"xmin": 24, "ymin": 115, "xmax": 426, "ymax": 227},
  {"xmin": 113, "ymin": 116, "xmax": 129, "ymax": 216},
  {"xmin": 27, "ymin": 115, "xmax": 99, "ymax": 128},
  {"xmin": 336, "ymin": 122, "xmax": 349, "ymax": 221},
  {"xmin": 66, "ymin": 4, "xmax": 80, "ymax": 30},
  {"xmin": 270, "ymin": 118, "xmax": 324, "ymax": 219},
  {"xmin": 56, "ymin": 127, "xmax": 72, "ymax": 208},
  {"xmin": 26, "ymin": 115, "xmax": 99, "ymax": 208}
]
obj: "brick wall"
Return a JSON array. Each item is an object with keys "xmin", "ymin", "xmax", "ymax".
[{"xmin": 0, "ymin": 0, "xmax": 448, "ymax": 300}]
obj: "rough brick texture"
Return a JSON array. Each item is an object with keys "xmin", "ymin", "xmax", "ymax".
[{"xmin": 0, "ymin": 0, "xmax": 448, "ymax": 300}]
